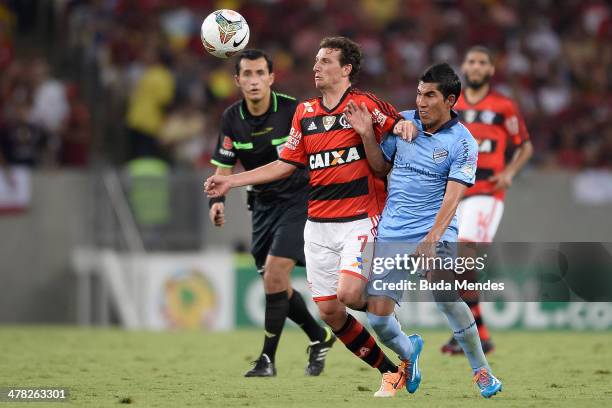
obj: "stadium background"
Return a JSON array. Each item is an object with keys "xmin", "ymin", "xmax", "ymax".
[{"xmin": 0, "ymin": 0, "xmax": 611, "ymax": 406}]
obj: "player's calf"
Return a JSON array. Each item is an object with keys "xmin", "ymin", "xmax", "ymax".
[
  {"xmin": 262, "ymin": 255, "xmax": 294, "ymax": 293},
  {"xmin": 317, "ymin": 304, "xmax": 398, "ymax": 381}
]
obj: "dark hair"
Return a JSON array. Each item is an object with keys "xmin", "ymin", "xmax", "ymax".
[
  {"xmin": 420, "ymin": 63, "xmax": 462, "ymax": 105},
  {"xmin": 319, "ymin": 36, "xmax": 361, "ymax": 84},
  {"xmin": 465, "ymin": 45, "xmax": 494, "ymax": 64},
  {"xmin": 234, "ymin": 49, "xmax": 273, "ymax": 75}
]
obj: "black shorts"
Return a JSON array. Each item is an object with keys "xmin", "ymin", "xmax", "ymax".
[{"xmin": 250, "ymin": 197, "xmax": 307, "ymax": 272}]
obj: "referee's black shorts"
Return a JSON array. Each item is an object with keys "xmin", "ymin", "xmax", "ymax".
[{"xmin": 250, "ymin": 196, "xmax": 307, "ymax": 273}]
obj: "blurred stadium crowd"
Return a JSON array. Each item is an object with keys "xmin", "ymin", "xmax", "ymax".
[{"xmin": 1, "ymin": 0, "xmax": 611, "ymax": 171}]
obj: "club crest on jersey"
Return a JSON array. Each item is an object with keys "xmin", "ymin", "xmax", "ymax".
[
  {"xmin": 322, "ymin": 116, "xmax": 336, "ymax": 131},
  {"xmin": 309, "ymin": 146, "xmax": 362, "ymax": 170},
  {"xmin": 432, "ymin": 147, "xmax": 449, "ymax": 164},
  {"xmin": 339, "ymin": 114, "xmax": 352, "ymax": 129},
  {"xmin": 222, "ymin": 136, "xmax": 233, "ymax": 150}
]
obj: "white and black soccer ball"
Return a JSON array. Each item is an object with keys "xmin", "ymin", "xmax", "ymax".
[{"xmin": 200, "ymin": 9, "xmax": 250, "ymax": 59}]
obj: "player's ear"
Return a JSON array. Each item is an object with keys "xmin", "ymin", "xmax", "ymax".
[
  {"xmin": 233, "ymin": 74, "xmax": 240, "ymax": 88},
  {"xmin": 269, "ymin": 72, "xmax": 275, "ymax": 86},
  {"xmin": 446, "ymin": 94, "xmax": 457, "ymax": 108},
  {"xmin": 342, "ymin": 64, "xmax": 352, "ymax": 79}
]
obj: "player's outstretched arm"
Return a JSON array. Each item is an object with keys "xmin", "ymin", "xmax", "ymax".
[
  {"xmin": 344, "ymin": 100, "xmax": 392, "ymax": 177},
  {"xmin": 204, "ymin": 160, "xmax": 297, "ymax": 197}
]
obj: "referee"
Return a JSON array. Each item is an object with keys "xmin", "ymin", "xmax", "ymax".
[{"xmin": 209, "ymin": 49, "xmax": 335, "ymax": 377}]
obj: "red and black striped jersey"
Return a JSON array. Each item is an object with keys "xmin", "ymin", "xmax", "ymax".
[
  {"xmin": 280, "ymin": 87, "xmax": 400, "ymax": 222},
  {"xmin": 455, "ymin": 90, "xmax": 530, "ymax": 200}
]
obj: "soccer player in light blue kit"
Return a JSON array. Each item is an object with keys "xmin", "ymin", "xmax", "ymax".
[{"xmin": 344, "ymin": 62, "xmax": 502, "ymax": 398}]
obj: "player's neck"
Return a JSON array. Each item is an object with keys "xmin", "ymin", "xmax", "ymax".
[
  {"xmin": 426, "ymin": 111, "xmax": 452, "ymax": 133},
  {"xmin": 320, "ymin": 84, "xmax": 350, "ymax": 110},
  {"xmin": 245, "ymin": 91, "xmax": 271, "ymax": 116},
  {"xmin": 464, "ymin": 83, "xmax": 490, "ymax": 105}
]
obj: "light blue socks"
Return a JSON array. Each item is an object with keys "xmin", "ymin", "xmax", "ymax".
[
  {"xmin": 437, "ymin": 301, "xmax": 490, "ymax": 373},
  {"xmin": 367, "ymin": 312, "xmax": 414, "ymax": 360}
]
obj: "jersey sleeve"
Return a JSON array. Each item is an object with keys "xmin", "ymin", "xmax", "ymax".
[
  {"xmin": 448, "ymin": 134, "xmax": 478, "ymax": 187},
  {"xmin": 361, "ymin": 94, "xmax": 401, "ymax": 143},
  {"xmin": 380, "ymin": 133, "xmax": 398, "ymax": 163},
  {"xmin": 210, "ymin": 114, "xmax": 238, "ymax": 168},
  {"xmin": 279, "ymin": 107, "xmax": 307, "ymax": 168},
  {"xmin": 504, "ymin": 101, "xmax": 530, "ymax": 147}
]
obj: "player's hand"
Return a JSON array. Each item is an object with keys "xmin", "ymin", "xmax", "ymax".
[
  {"xmin": 489, "ymin": 170, "xmax": 514, "ymax": 191},
  {"xmin": 204, "ymin": 175, "xmax": 232, "ymax": 197},
  {"xmin": 343, "ymin": 100, "xmax": 374, "ymax": 138},
  {"xmin": 393, "ymin": 120, "xmax": 419, "ymax": 142},
  {"xmin": 414, "ymin": 240, "xmax": 438, "ymax": 260},
  {"xmin": 413, "ymin": 238, "xmax": 439, "ymax": 278},
  {"xmin": 209, "ymin": 202, "xmax": 225, "ymax": 227}
]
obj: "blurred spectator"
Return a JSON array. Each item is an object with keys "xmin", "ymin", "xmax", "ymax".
[
  {"xmin": 591, "ymin": 125, "xmax": 612, "ymax": 168},
  {"xmin": 1, "ymin": 60, "xmax": 31, "ymax": 124},
  {"xmin": 159, "ymin": 98, "xmax": 206, "ymax": 167},
  {"xmin": 556, "ymin": 127, "xmax": 585, "ymax": 169},
  {"xmin": 0, "ymin": 4, "xmax": 15, "ymax": 71},
  {"xmin": 59, "ymin": 83, "xmax": 92, "ymax": 167},
  {"xmin": 29, "ymin": 58, "xmax": 69, "ymax": 138},
  {"xmin": 0, "ymin": 0, "xmax": 610, "ymax": 171},
  {"xmin": 0, "ymin": 100, "xmax": 50, "ymax": 168},
  {"xmin": 125, "ymin": 45, "xmax": 175, "ymax": 160}
]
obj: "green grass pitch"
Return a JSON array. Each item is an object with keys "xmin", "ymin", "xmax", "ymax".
[{"xmin": 1, "ymin": 327, "xmax": 611, "ymax": 407}]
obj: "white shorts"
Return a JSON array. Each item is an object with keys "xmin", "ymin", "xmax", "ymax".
[
  {"xmin": 304, "ymin": 216, "xmax": 378, "ymax": 302},
  {"xmin": 457, "ymin": 195, "xmax": 504, "ymax": 243}
]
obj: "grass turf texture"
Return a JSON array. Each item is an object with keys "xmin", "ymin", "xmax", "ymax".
[{"xmin": 0, "ymin": 327, "xmax": 611, "ymax": 407}]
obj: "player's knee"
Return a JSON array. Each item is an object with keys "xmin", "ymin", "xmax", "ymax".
[
  {"xmin": 336, "ymin": 287, "xmax": 363, "ymax": 308},
  {"xmin": 262, "ymin": 264, "xmax": 291, "ymax": 292},
  {"xmin": 317, "ymin": 309, "xmax": 336, "ymax": 326},
  {"xmin": 263, "ymin": 258, "xmax": 292, "ymax": 278},
  {"xmin": 262, "ymin": 268, "xmax": 283, "ymax": 285},
  {"xmin": 366, "ymin": 296, "xmax": 396, "ymax": 315}
]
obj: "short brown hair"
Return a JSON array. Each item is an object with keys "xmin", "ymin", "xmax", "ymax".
[
  {"xmin": 319, "ymin": 36, "xmax": 361, "ymax": 84},
  {"xmin": 465, "ymin": 45, "xmax": 494, "ymax": 64}
]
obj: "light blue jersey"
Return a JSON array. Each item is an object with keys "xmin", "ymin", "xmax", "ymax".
[{"xmin": 377, "ymin": 110, "xmax": 478, "ymax": 242}]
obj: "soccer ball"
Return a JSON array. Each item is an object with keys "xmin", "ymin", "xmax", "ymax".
[{"xmin": 200, "ymin": 9, "xmax": 250, "ymax": 59}]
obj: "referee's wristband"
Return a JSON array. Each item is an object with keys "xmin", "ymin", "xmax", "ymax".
[{"xmin": 208, "ymin": 196, "xmax": 226, "ymax": 208}]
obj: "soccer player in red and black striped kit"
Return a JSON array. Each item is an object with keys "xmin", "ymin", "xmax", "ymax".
[
  {"xmin": 205, "ymin": 37, "xmax": 417, "ymax": 396},
  {"xmin": 441, "ymin": 46, "xmax": 533, "ymax": 355}
]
